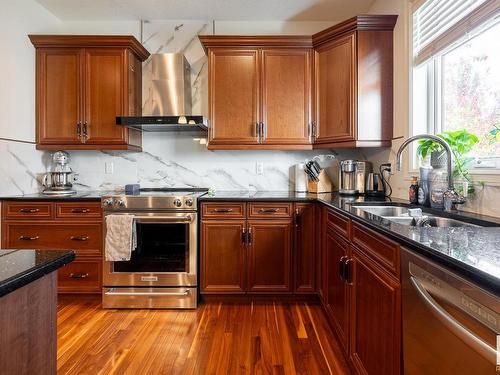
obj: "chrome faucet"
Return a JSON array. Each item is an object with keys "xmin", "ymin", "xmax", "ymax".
[{"xmin": 395, "ymin": 134, "xmax": 465, "ymax": 211}]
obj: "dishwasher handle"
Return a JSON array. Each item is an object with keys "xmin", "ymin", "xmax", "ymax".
[{"xmin": 410, "ymin": 276, "xmax": 497, "ymax": 363}]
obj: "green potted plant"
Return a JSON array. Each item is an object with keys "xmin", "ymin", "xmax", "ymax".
[{"xmin": 416, "ymin": 129, "xmax": 481, "ymax": 196}]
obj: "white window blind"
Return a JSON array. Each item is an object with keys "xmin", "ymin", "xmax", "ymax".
[{"xmin": 413, "ymin": 0, "xmax": 500, "ymax": 65}]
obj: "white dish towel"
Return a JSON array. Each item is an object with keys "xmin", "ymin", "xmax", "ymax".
[{"xmin": 105, "ymin": 214, "xmax": 137, "ymax": 261}]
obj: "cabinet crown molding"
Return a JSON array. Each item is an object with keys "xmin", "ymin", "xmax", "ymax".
[
  {"xmin": 199, "ymin": 35, "xmax": 313, "ymax": 52},
  {"xmin": 198, "ymin": 15, "xmax": 397, "ymax": 52},
  {"xmin": 28, "ymin": 35, "xmax": 150, "ymax": 61},
  {"xmin": 312, "ymin": 15, "xmax": 398, "ymax": 47}
]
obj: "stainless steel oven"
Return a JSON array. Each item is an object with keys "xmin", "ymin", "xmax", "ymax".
[{"xmin": 101, "ymin": 189, "xmax": 206, "ymax": 309}]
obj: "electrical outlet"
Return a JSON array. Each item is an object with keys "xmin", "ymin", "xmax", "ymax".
[
  {"xmin": 255, "ymin": 162, "xmax": 264, "ymax": 175},
  {"xmin": 105, "ymin": 162, "xmax": 114, "ymax": 174}
]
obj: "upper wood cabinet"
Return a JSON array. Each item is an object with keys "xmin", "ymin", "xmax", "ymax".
[
  {"xmin": 200, "ymin": 15, "xmax": 396, "ymax": 150},
  {"xmin": 208, "ymin": 49, "xmax": 260, "ymax": 146},
  {"xmin": 29, "ymin": 35, "xmax": 149, "ymax": 151},
  {"xmin": 200, "ymin": 36, "xmax": 314, "ymax": 150},
  {"xmin": 315, "ymin": 34, "xmax": 356, "ymax": 144},
  {"xmin": 313, "ymin": 16, "xmax": 397, "ymax": 148},
  {"xmin": 260, "ymin": 49, "xmax": 312, "ymax": 146}
]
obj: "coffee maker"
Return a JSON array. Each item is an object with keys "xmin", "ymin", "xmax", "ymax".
[{"xmin": 338, "ymin": 160, "xmax": 372, "ymax": 195}]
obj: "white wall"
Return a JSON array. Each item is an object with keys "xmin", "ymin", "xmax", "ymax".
[{"xmin": 0, "ymin": 0, "xmax": 61, "ymax": 142}]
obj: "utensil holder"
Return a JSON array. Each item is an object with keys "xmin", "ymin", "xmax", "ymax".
[{"xmin": 307, "ymin": 170, "xmax": 333, "ymax": 193}]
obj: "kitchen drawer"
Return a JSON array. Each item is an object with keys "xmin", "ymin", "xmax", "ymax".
[
  {"xmin": 352, "ymin": 222, "xmax": 400, "ymax": 277},
  {"xmin": 55, "ymin": 202, "xmax": 102, "ymax": 220},
  {"xmin": 3, "ymin": 201, "xmax": 53, "ymax": 220},
  {"xmin": 57, "ymin": 257, "xmax": 101, "ymax": 293},
  {"xmin": 248, "ymin": 203, "xmax": 292, "ymax": 219},
  {"xmin": 201, "ymin": 202, "xmax": 246, "ymax": 219},
  {"xmin": 326, "ymin": 208, "xmax": 350, "ymax": 239},
  {"xmin": 4, "ymin": 223, "xmax": 102, "ymax": 257}
]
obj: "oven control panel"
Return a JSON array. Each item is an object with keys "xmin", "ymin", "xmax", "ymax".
[{"xmin": 101, "ymin": 195, "xmax": 199, "ymax": 211}]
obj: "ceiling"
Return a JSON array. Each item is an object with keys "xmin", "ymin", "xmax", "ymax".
[{"xmin": 35, "ymin": 0, "xmax": 375, "ymax": 21}]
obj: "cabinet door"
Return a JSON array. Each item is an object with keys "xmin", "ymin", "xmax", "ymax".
[
  {"xmin": 83, "ymin": 48, "xmax": 127, "ymax": 145},
  {"xmin": 36, "ymin": 48, "xmax": 83, "ymax": 145},
  {"xmin": 261, "ymin": 49, "xmax": 312, "ymax": 145},
  {"xmin": 325, "ymin": 229, "xmax": 350, "ymax": 353},
  {"xmin": 315, "ymin": 33, "xmax": 356, "ymax": 144},
  {"xmin": 294, "ymin": 203, "xmax": 316, "ymax": 293},
  {"xmin": 208, "ymin": 49, "xmax": 260, "ymax": 146},
  {"xmin": 201, "ymin": 220, "xmax": 246, "ymax": 294},
  {"xmin": 247, "ymin": 220, "xmax": 292, "ymax": 293},
  {"xmin": 350, "ymin": 247, "xmax": 401, "ymax": 375}
]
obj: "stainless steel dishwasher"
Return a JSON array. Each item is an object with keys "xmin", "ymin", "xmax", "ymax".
[{"xmin": 401, "ymin": 247, "xmax": 500, "ymax": 374}]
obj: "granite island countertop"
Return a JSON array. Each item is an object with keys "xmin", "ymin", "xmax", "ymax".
[
  {"xmin": 0, "ymin": 249, "xmax": 75, "ymax": 297},
  {"xmin": 200, "ymin": 191, "xmax": 500, "ymax": 295}
]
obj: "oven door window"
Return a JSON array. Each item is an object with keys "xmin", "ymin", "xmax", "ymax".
[{"xmin": 113, "ymin": 222, "xmax": 189, "ymax": 273}]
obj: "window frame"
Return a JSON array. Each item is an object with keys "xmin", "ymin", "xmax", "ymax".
[{"xmin": 409, "ymin": 8, "xmax": 500, "ymax": 179}]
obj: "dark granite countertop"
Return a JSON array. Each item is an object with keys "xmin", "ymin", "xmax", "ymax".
[
  {"xmin": 0, "ymin": 191, "xmax": 109, "ymax": 201},
  {"xmin": 201, "ymin": 191, "xmax": 500, "ymax": 295},
  {"xmin": 0, "ymin": 249, "xmax": 75, "ymax": 297}
]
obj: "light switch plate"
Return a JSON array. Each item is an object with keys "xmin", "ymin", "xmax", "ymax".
[
  {"xmin": 256, "ymin": 162, "xmax": 264, "ymax": 175},
  {"xmin": 105, "ymin": 162, "xmax": 114, "ymax": 174}
]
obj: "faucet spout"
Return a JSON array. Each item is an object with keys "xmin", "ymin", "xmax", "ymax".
[{"xmin": 395, "ymin": 134, "xmax": 454, "ymax": 191}]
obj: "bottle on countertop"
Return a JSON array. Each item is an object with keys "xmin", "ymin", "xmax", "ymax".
[{"xmin": 409, "ymin": 176, "xmax": 419, "ymax": 204}]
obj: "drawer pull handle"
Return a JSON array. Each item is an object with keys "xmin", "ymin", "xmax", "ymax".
[
  {"xmin": 70, "ymin": 272, "xmax": 89, "ymax": 279},
  {"xmin": 70, "ymin": 236, "xmax": 89, "ymax": 241},
  {"xmin": 259, "ymin": 208, "xmax": 279, "ymax": 213},
  {"xmin": 213, "ymin": 208, "xmax": 233, "ymax": 213},
  {"xmin": 19, "ymin": 208, "xmax": 40, "ymax": 213},
  {"xmin": 18, "ymin": 236, "xmax": 39, "ymax": 241},
  {"xmin": 71, "ymin": 208, "xmax": 90, "ymax": 213}
]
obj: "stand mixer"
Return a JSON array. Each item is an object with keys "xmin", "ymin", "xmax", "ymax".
[{"xmin": 42, "ymin": 151, "xmax": 78, "ymax": 195}]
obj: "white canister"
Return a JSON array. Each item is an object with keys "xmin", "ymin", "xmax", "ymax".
[{"xmin": 295, "ymin": 163, "xmax": 308, "ymax": 192}]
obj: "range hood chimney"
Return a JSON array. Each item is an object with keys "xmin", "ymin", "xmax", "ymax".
[{"xmin": 116, "ymin": 53, "xmax": 206, "ymax": 132}]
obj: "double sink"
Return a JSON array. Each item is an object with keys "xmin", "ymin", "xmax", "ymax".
[{"xmin": 350, "ymin": 204, "xmax": 484, "ymax": 228}]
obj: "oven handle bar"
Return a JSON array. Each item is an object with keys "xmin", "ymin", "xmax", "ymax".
[
  {"xmin": 410, "ymin": 276, "xmax": 496, "ymax": 362},
  {"xmin": 120, "ymin": 215, "xmax": 193, "ymax": 223},
  {"xmin": 104, "ymin": 288, "xmax": 190, "ymax": 297}
]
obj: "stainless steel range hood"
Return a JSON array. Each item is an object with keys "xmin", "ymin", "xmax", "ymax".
[{"xmin": 116, "ymin": 53, "xmax": 207, "ymax": 132}]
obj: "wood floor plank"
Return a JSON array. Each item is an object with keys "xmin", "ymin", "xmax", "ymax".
[{"xmin": 57, "ymin": 296, "xmax": 351, "ymax": 375}]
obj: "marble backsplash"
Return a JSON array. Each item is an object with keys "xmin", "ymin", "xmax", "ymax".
[{"xmin": 0, "ymin": 136, "xmax": 358, "ymax": 194}]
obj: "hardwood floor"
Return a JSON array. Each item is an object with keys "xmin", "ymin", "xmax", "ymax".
[{"xmin": 57, "ymin": 296, "xmax": 351, "ymax": 375}]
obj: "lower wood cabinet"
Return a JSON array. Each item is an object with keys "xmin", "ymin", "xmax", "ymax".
[
  {"xmin": 294, "ymin": 203, "xmax": 316, "ymax": 293},
  {"xmin": 1, "ymin": 200, "xmax": 103, "ymax": 294},
  {"xmin": 57, "ymin": 258, "xmax": 102, "ymax": 293},
  {"xmin": 325, "ymin": 227, "xmax": 350, "ymax": 353},
  {"xmin": 321, "ymin": 207, "xmax": 401, "ymax": 375},
  {"xmin": 200, "ymin": 201, "xmax": 305, "ymax": 295},
  {"xmin": 350, "ymin": 247, "xmax": 401, "ymax": 375},
  {"xmin": 200, "ymin": 220, "xmax": 246, "ymax": 294},
  {"xmin": 247, "ymin": 220, "xmax": 292, "ymax": 293}
]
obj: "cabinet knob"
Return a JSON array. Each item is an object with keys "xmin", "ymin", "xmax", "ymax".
[
  {"xmin": 258, "ymin": 208, "xmax": 279, "ymax": 213},
  {"xmin": 71, "ymin": 208, "xmax": 90, "ymax": 213},
  {"xmin": 19, "ymin": 208, "xmax": 39, "ymax": 213},
  {"xmin": 69, "ymin": 272, "xmax": 89, "ymax": 279},
  {"xmin": 19, "ymin": 236, "xmax": 39, "ymax": 241},
  {"xmin": 82, "ymin": 122, "xmax": 88, "ymax": 143},
  {"xmin": 213, "ymin": 208, "xmax": 233, "ymax": 213},
  {"xmin": 70, "ymin": 236, "xmax": 89, "ymax": 241}
]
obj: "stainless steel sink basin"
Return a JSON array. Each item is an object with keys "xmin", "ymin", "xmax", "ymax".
[
  {"xmin": 381, "ymin": 216, "xmax": 479, "ymax": 228},
  {"xmin": 352, "ymin": 205, "xmax": 410, "ymax": 217},
  {"xmin": 352, "ymin": 204, "xmax": 481, "ymax": 228}
]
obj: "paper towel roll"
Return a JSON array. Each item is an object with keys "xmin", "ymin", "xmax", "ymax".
[{"xmin": 295, "ymin": 163, "xmax": 308, "ymax": 192}]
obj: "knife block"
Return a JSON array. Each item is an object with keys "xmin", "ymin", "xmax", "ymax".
[{"xmin": 307, "ymin": 170, "xmax": 333, "ymax": 193}]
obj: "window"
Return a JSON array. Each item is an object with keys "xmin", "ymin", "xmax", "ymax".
[{"xmin": 411, "ymin": 0, "xmax": 500, "ymax": 172}]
